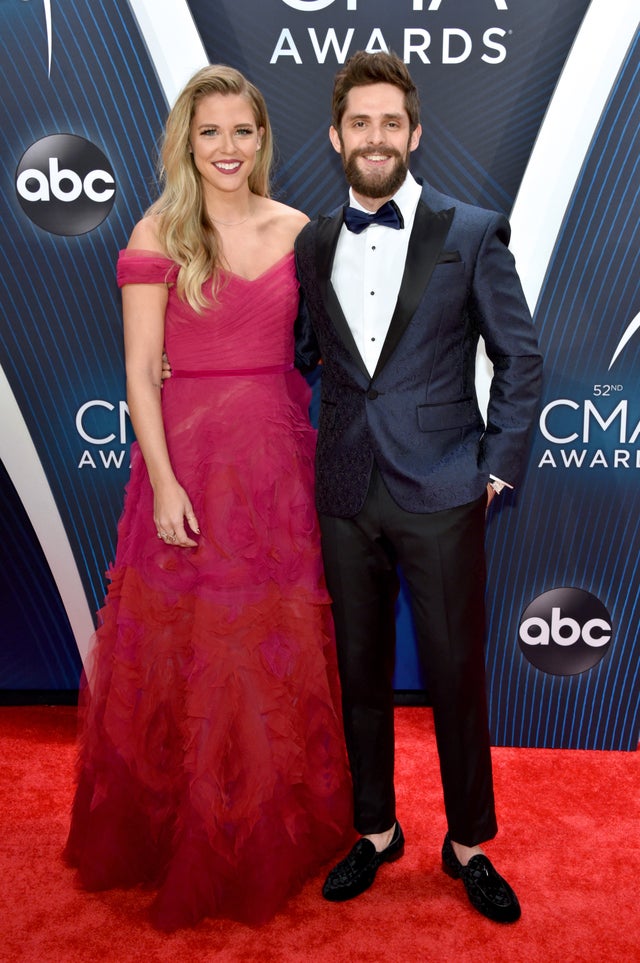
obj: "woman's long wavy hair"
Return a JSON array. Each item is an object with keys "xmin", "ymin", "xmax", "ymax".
[{"xmin": 148, "ymin": 64, "xmax": 273, "ymax": 309}]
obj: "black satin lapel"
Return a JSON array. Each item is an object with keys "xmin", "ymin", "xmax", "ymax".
[
  {"xmin": 373, "ymin": 202, "xmax": 455, "ymax": 378},
  {"xmin": 316, "ymin": 213, "xmax": 370, "ymax": 380}
]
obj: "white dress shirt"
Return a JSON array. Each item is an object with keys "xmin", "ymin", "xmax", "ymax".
[{"xmin": 332, "ymin": 172, "xmax": 422, "ymax": 377}]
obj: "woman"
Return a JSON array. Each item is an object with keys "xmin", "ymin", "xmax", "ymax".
[{"xmin": 64, "ymin": 65, "xmax": 352, "ymax": 930}]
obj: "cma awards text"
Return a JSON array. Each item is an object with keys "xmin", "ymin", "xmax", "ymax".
[
  {"xmin": 270, "ymin": 27, "xmax": 509, "ymax": 65},
  {"xmin": 76, "ymin": 399, "xmax": 131, "ymax": 471},
  {"xmin": 537, "ymin": 393, "xmax": 640, "ymax": 471},
  {"xmin": 272, "ymin": 0, "xmax": 511, "ymax": 65}
]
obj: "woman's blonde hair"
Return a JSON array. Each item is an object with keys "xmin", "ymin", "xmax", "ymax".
[{"xmin": 148, "ymin": 64, "xmax": 273, "ymax": 309}]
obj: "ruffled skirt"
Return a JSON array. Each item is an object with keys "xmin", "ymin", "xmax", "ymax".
[{"xmin": 64, "ymin": 370, "xmax": 352, "ymax": 928}]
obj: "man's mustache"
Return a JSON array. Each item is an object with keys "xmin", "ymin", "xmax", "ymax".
[{"xmin": 349, "ymin": 146, "xmax": 403, "ymax": 161}]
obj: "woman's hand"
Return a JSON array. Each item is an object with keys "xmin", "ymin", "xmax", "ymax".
[{"xmin": 154, "ymin": 478, "xmax": 200, "ymax": 548}]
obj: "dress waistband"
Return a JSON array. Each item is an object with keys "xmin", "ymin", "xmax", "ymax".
[{"xmin": 171, "ymin": 363, "xmax": 294, "ymax": 378}]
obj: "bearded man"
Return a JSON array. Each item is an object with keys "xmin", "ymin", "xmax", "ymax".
[{"xmin": 294, "ymin": 50, "xmax": 542, "ymax": 924}]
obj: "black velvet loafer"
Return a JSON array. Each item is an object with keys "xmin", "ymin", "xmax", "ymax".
[
  {"xmin": 322, "ymin": 822, "xmax": 405, "ymax": 901},
  {"xmin": 441, "ymin": 834, "xmax": 521, "ymax": 923}
]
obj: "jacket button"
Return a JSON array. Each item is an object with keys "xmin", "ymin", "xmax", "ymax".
[{"xmin": 367, "ymin": 389, "xmax": 379, "ymax": 400}]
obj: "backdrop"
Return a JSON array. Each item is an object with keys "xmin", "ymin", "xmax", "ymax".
[{"xmin": 1, "ymin": 0, "xmax": 639, "ymax": 748}]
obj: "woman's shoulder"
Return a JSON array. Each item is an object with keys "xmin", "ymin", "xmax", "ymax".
[
  {"xmin": 126, "ymin": 214, "xmax": 166, "ymax": 254},
  {"xmin": 259, "ymin": 198, "xmax": 309, "ymax": 243}
]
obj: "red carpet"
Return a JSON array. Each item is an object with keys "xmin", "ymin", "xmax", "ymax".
[{"xmin": 1, "ymin": 705, "xmax": 638, "ymax": 962}]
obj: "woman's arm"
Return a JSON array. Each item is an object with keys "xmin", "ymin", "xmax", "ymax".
[{"xmin": 122, "ymin": 219, "xmax": 199, "ymax": 547}]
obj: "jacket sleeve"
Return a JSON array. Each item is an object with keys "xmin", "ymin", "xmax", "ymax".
[
  {"xmin": 294, "ymin": 286, "xmax": 321, "ymax": 374},
  {"xmin": 293, "ymin": 232, "xmax": 321, "ymax": 374},
  {"xmin": 470, "ymin": 213, "xmax": 543, "ymax": 484}
]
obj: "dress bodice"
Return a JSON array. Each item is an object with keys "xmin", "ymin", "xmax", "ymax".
[{"xmin": 116, "ymin": 250, "xmax": 300, "ymax": 372}]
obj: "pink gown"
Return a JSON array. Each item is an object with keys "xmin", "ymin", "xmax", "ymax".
[{"xmin": 64, "ymin": 250, "xmax": 352, "ymax": 930}]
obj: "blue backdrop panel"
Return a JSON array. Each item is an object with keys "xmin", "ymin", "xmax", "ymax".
[
  {"xmin": 486, "ymin": 29, "xmax": 640, "ymax": 748},
  {"xmin": 0, "ymin": 457, "xmax": 80, "ymax": 689},
  {"xmin": 0, "ymin": 0, "xmax": 168, "ymax": 677}
]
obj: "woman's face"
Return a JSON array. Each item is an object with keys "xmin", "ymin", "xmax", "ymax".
[{"xmin": 189, "ymin": 92, "xmax": 263, "ymax": 197}]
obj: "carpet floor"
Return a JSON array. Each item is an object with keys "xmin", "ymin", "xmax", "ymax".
[{"xmin": 0, "ymin": 705, "xmax": 637, "ymax": 962}]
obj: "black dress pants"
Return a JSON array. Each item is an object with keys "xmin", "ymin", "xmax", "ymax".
[{"xmin": 320, "ymin": 467, "xmax": 498, "ymax": 847}]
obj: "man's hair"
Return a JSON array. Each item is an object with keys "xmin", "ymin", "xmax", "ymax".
[{"xmin": 331, "ymin": 51, "xmax": 421, "ymax": 133}]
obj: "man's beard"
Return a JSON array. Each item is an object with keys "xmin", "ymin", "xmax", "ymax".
[{"xmin": 342, "ymin": 145, "xmax": 409, "ymax": 199}]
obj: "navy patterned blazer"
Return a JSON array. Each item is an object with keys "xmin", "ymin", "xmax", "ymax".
[{"xmin": 294, "ymin": 180, "xmax": 543, "ymax": 518}]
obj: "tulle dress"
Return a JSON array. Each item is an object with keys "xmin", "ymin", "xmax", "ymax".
[{"xmin": 64, "ymin": 250, "xmax": 353, "ymax": 930}]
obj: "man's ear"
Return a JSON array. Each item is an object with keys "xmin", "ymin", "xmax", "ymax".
[
  {"xmin": 409, "ymin": 123, "xmax": 422, "ymax": 153},
  {"xmin": 329, "ymin": 125, "xmax": 342, "ymax": 155}
]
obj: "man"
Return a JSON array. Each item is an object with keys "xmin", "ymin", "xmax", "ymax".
[{"xmin": 294, "ymin": 51, "xmax": 542, "ymax": 923}]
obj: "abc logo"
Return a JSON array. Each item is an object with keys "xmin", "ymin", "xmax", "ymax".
[
  {"xmin": 518, "ymin": 587, "xmax": 612, "ymax": 676},
  {"xmin": 16, "ymin": 134, "xmax": 116, "ymax": 236}
]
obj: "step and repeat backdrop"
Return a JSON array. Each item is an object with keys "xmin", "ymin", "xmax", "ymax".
[{"xmin": 1, "ymin": 0, "xmax": 639, "ymax": 748}]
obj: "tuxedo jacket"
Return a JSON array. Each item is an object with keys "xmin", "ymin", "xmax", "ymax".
[{"xmin": 294, "ymin": 181, "xmax": 543, "ymax": 518}]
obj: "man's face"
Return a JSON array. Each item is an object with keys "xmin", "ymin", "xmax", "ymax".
[{"xmin": 330, "ymin": 83, "xmax": 421, "ymax": 206}]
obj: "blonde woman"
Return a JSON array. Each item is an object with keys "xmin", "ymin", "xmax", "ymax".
[{"xmin": 65, "ymin": 65, "xmax": 352, "ymax": 930}]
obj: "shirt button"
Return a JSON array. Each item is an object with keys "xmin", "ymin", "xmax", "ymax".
[{"xmin": 370, "ymin": 291, "xmax": 375, "ymax": 296}]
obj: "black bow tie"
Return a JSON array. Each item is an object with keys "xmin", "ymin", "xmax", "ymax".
[{"xmin": 343, "ymin": 200, "xmax": 404, "ymax": 234}]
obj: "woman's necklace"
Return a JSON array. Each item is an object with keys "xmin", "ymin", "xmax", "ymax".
[{"xmin": 211, "ymin": 211, "xmax": 252, "ymax": 227}]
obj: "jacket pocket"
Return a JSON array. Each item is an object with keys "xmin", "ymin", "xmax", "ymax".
[{"xmin": 417, "ymin": 398, "xmax": 479, "ymax": 432}]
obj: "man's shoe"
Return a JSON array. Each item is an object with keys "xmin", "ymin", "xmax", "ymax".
[
  {"xmin": 441, "ymin": 833, "xmax": 521, "ymax": 923},
  {"xmin": 322, "ymin": 822, "xmax": 405, "ymax": 901}
]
